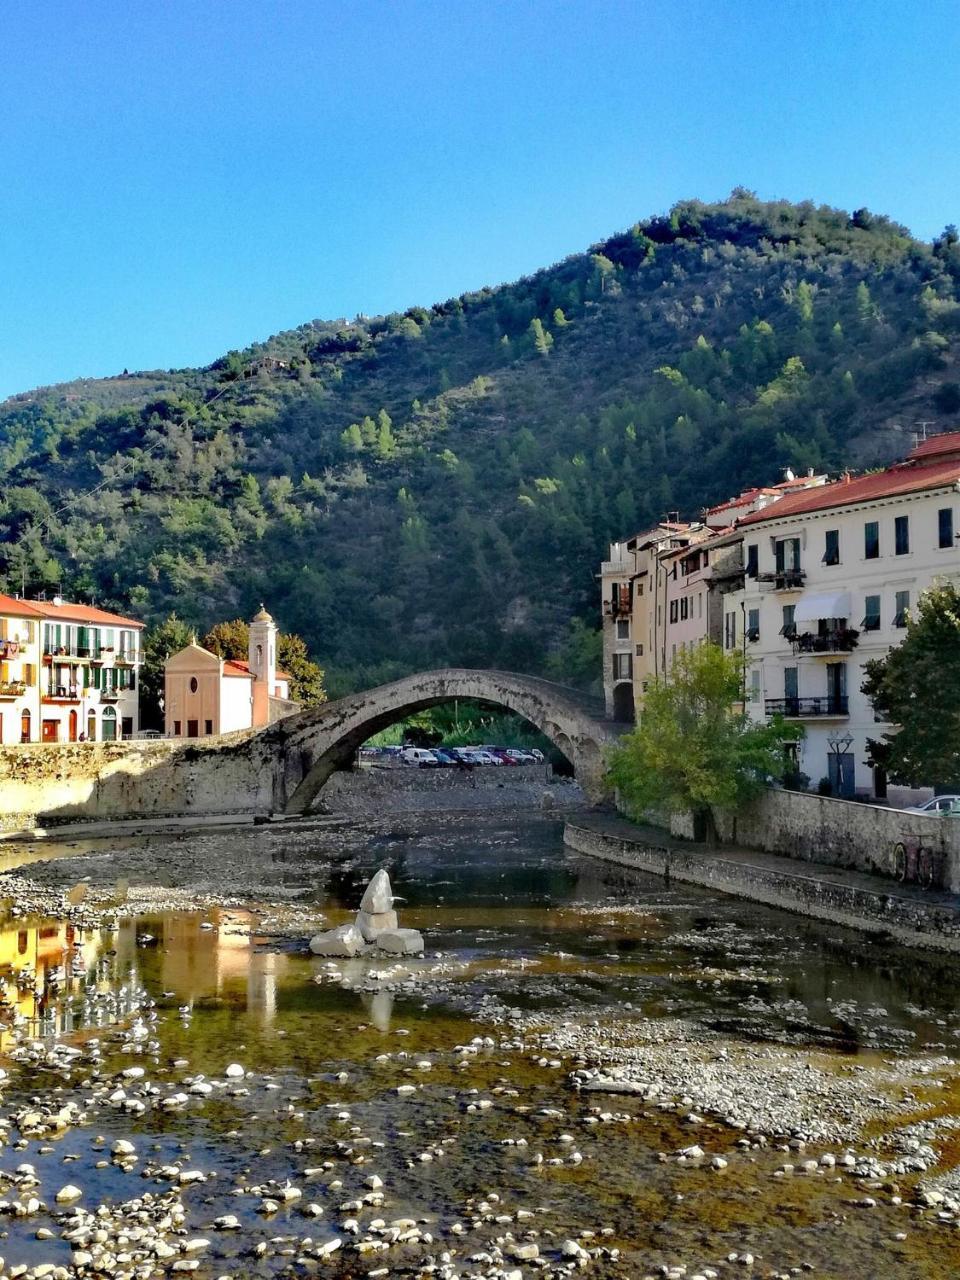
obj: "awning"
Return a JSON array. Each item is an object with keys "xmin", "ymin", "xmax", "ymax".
[{"xmin": 793, "ymin": 590, "xmax": 852, "ymax": 623}]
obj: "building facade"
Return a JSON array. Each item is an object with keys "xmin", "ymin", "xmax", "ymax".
[
  {"xmin": 163, "ymin": 606, "xmax": 296, "ymax": 738},
  {"xmin": 0, "ymin": 595, "xmax": 143, "ymax": 744},
  {"xmin": 734, "ymin": 433, "xmax": 960, "ymax": 798}
]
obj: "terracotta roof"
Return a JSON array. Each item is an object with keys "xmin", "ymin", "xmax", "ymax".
[
  {"xmin": 906, "ymin": 431, "xmax": 960, "ymax": 462},
  {"xmin": 223, "ymin": 658, "xmax": 292, "ymax": 681},
  {"xmin": 33, "ymin": 600, "xmax": 145, "ymax": 628},
  {"xmin": 737, "ymin": 457, "xmax": 960, "ymax": 527},
  {"xmin": 0, "ymin": 594, "xmax": 44, "ymax": 619}
]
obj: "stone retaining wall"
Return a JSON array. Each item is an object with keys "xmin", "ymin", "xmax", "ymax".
[
  {"xmin": 665, "ymin": 790, "xmax": 960, "ymax": 892},
  {"xmin": 565, "ymin": 819, "xmax": 960, "ymax": 953}
]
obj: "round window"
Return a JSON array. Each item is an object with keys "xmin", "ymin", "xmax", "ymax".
[{"xmin": 190, "ymin": 677, "xmax": 198, "ymax": 693}]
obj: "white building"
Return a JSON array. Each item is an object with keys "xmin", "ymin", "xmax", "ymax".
[
  {"xmin": 163, "ymin": 607, "xmax": 296, "ymax": 738},
  {"xmin": 37, "ymin": 599, "xmax": 143, "ymax": 742},
  {"xmin": 733, "ymin": 433, "xmax": 960, "ymax": 799},
  {"xmin": 0, "ymin": 594, "xmax": 42, "ymax": 745}
]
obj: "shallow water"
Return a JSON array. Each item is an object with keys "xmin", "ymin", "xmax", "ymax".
[{"xmin": 1, "ymin": 811, "xmax": 960, "ymax": 1276}]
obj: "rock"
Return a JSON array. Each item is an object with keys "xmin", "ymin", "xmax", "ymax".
[
  {"xmin": 309, "ymin": 924, "xmax": 365, "ymax": 957},
  {"xmin": 111, "ymin": 1140, "xmax": 136, "ymax": 1157},
  {"xmin": 356, "ymin": 909, "xmax": 398, "ymax": 942},
  {"xmin": 360, "ymin": 869, "xmax": 394, "ymax": 914},
  {"xmin": 55, "ymin": 1184, "xmax": 82, "ymax": 1202},
  {"xmin": 376, "ymin": 929, "xmax": 424, "ymax": 956},
  {"xmin": 224, "ymin": 1064, "xmax": 245, "ymax": 1079}
]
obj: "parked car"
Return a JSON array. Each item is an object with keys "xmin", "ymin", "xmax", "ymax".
[
  {"xmin": 400, "ymin": 747, "xmax": 441, "ymax": 767},
  {"xmin": 904, "ymin": 795, "xmax": 960, "ymax": 815},
  {"xmin": 503, "ymin": 748, "xmax": 537, "ymax": 763},
  {"xmin": 489, "ymin": 749, "xmax": 521, "ymax": 765},
  {"xmin": 431, "ymin": 749, "xmax": 459, "ymax": 766}
]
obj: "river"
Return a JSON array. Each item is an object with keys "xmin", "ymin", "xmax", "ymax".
[{"xmin": 0, "ymin": 809, "xmax": 960, "ymax": 1278}]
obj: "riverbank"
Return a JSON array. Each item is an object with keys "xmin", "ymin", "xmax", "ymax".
[
  {"xmin": 565, "ymin": 812, "xmax": 960, "ymax": 952},
  {"xmin": 2, "ymin": 812, "xmax": 960, "ymax": 1275}
]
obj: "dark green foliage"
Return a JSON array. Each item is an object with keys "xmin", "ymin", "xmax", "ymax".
[
  {"xmin": 1, "ymin": 193, "xmax": 959, "ymax": 693},
  {"xmin": 863, "ymin": 583, "xmax": 960, "ymax": 790}
]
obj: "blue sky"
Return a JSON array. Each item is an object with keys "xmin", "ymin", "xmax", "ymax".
[{"xmin": 2, "ymin": 0, "xmax": 958, "ymax": 399}]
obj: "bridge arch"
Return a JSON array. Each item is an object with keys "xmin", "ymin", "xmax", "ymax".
[{"xmin": 257, "ymin": 668, "xmax": 619, "ymax": 813}]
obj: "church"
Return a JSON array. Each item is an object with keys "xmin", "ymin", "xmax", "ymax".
[{"xmin": 163, "ymin": 607, "xmax": 299, "ymax": 738}]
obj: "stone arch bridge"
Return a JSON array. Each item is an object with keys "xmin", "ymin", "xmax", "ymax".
[
  {"xmin": 0, "ymin": 669, "xmax": 626, "ymax": 828},
  {"xmin": 258, "ymin": 667, "xmax": 621, "ymax": 812}
]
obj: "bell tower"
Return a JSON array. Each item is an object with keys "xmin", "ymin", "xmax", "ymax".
[{"xmin": 249, "ymin": 605, "xmax": 277, "ymax": 727}]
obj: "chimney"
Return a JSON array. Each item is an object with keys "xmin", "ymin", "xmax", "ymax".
[{"xmin": 784, "ymin": 467, "xmax": 795, "ymax": 482}]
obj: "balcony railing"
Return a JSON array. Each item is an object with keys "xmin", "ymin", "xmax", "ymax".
[
  {"xmin": 0, "ymin": 680, "xmax": 27, "ymax": 699},
  {"xmin": 757, "ymin": 570, "xmax": 806, "ymax": 591},
  {"xmin": 766, "ymin": 696, "xmax": 849, "ymax": 718},
  {"xmin": 791, "ymin": 629, "xmax": 859, "ymax": 655},
  {"xmin": 43, "ymin": 646, "xmax": 102, "ymax": 660},
  {"xmin": 43, "ymin": 689, "xmax": 81, "ymax": 703}
]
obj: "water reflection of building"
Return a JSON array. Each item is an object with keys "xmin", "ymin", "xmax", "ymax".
[
  {"xmin": 158, "ymin": 910, "xmax": 288, "ymax": 1020},
  {"xmin": 0, "ymin": 915, "xmax": 136, "ymax": 1048}
]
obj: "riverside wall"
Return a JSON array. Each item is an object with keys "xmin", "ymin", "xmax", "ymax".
[
  {"xmin": 666, "ymin": 789, "xmax": 960, "ymax": 893},
  {"xmin": 564, "ymin": 816, "xmax": 960, "ymax": 953},
  {"xmin": 320, "ymin": 765, "xmax": 584, "ymax": 813}
]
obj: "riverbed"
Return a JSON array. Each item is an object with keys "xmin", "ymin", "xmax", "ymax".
[{"xmin": 0, "ymin": 810, "xmax": 960, "ymax": 1278}]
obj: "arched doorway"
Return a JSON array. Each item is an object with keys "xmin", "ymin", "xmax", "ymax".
[
  {"xmin": 68, "ymin": 710, "xmax": 78, "ymax": 743},
  {"xmin": 101, "ymin": 706, "xmax": 117, "ymax": 742},
  {"xmin": 87, "ymin": 711, "xmax": 97, "ymax": 742},
  {"xmin": 20, "ymin": 709, "xmax": 31, "ymax": 744},
  {"xmin": 612, "ymin": 683, "xmax": 635, "ymax": 724}
]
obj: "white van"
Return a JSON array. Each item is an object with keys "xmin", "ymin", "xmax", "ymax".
[{"xmin": 400, "ymin": 747, "xmax": 439, "ymax": 767}]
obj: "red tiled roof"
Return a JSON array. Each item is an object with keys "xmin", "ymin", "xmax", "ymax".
[
  {"xmin": 0, "ymin": 594, "xmax": 44, "ymax": 619},
  {"xmin": 35, "ymin": 600, "xmax": 145, "ymax": 628},
  {"xmin": 223, "ymin": 658, "xmax": 291, "ymax": 681},
  {"xmin": 906, "ymin": 430, "xmax": 960, "ymax": 462},
  {"xmin": 737, "ymin": 457, "xmax": 960, "ymax": 526}
]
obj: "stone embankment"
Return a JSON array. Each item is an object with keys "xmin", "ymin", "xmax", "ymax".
[{"xmin": 565, "ymin": 813, "xmax": 960, "ymax": 952}]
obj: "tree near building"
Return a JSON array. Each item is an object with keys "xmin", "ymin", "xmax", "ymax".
[
  {"xmin": 202, "ymin": 619, "xmax": 327, "ymax": 708},
  {"xmin": 607, "ymin": 643, "xmax": 800, "ymax": 842},
  {"xmin": 140, "ymin": 614, "xmax": 196, "ymax": 730},
  {"xmin": 862, "ymin": 582, "xmax": 960, "ymax": 790}
]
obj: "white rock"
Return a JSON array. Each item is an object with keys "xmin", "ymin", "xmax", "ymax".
[
  {"xmin": 224, "ymin": 1064, "xmax": 245, "ymax": 1079},
  {"xmin": 309, "ymin": 923, "xmax": 365, "ymax": 957},
  {"xmin": 360, "ymin": 869, "xmax": 394, "ymax": 914},
  {"xmin": 376, "ymin": 929, "xmax": 424, "ymax": 956},
  {"xmin": 356, "ymin": 909, "xmax": 398, "ymax": 942},
  {"xmin": 55, "ymin": 1185, "xmax": 82, "ymax": 1202},
  {"xmin": 111, "ymin": 1140, "xmax": 136, "ymax": 1157}
]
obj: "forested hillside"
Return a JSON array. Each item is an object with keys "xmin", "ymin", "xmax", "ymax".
[{"xmin": 3, "ymin": 191, "xmax": 960, "ymax": 694}]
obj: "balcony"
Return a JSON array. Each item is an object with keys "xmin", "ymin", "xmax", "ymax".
[
  {"xmin": 765, "ymin": 696, "xmax": 849, "ymax": 719},
  {"xmin": 791, "ymin": 628, "xmax": 859, "ymax": 655},
  {"xmin": 115, "ymin": 653, "xmax": 135, "ymax": 667},
  {"xmin": 100, "ymin": 691, "xmax": 120, "ymax": 704},
  {"xmin": 0, "ymin": 681, "xmax": 27, "ymax": 699},
  {"xmin": 757, "ymin": 570, "xmax": 805, "ymax": 592},
  {"xmin": 0, "ymin": 640, "xmax": 22, "ymax": 660},
  {"xmin": 43, "ymin": 689, "xmax": 81, "ymax": 704}
]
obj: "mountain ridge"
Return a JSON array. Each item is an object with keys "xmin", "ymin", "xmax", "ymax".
[{"xmin": 2, "ymin": 192, "xmax": 958, "ymax": 694}]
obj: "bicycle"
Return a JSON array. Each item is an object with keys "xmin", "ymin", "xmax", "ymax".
[{"xmin": 892, "ymin": 832, "xmax": 945, "ymax": 888}]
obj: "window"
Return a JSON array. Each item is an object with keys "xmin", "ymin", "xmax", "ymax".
[
  {"xmin": 616, "ymin": 619, "xmax": 629, "ymax": 639},
  {"xmin": 749, "ymin": 668, "xmax": 761, "ymax": 703},
  {"xmin": 823, "ymin": 529, "xmax": 840, "ymax": 565},
  {"xmin": 775, "ymin": 537, "xmax": 801, "ymax": 574},
  {"xmin": 784, "ymin": 667, "xmax": 798, "ymax": 700},
  {"xmin": 864, "ymin": 520, "xmax": 879, "ymax": 559},
  {"xmin": 894, "ymin": 589, "xmax": 910, "ymax": 628},
  {"xmin": 636, "ymin": 581, "xmax": 644, "ymax": 597},
  {"xmin": 189, "ymin": 676, "xmax": 199, "ymax": 693},
  {"xmin": 680, "ymin": 597, "xmax": 688, "ymax": 621},
  {"xmin": 780, "ymin": 604, "xmax": 796, "ymax": 638},
  {"xmin": 724, "ymin": 611, "xmax": 737, "ymax": 649},
  {"xmin": 747, "ymin": 608, "xmax": 760, "ymax": 641},
  {"xmin": 635, "ymin": 643, "xmax": 644, "ymax": 656},
  {"xmin": 205, "ymin": 719, "xmax": 213, "ymax": 735},
  {"xmin": 939, "ymin": 507, "xmax": 955, "ymax": 549},
  {"xmin": 746, "ymin": 544, "xmax": 759, "ymax": 578},
  {"xmin": 894, "ymin": 514, "xmax": 910, "ymax": 555},
  {"xmin": 698, "ymin": 592, "xmax": 703, "ymax": 618},
  {"xmin": 669, "ymin": 600, "xmax": 679, "ymax": 624},
  {"xmin": 173, "ymin": 720, "xmax": 182, "ymax": 736},
  {"xmin": 613, "ymin": 653, "xmax": 632, "ymax": 680},
  {"xmin": 862, "ymin": 595, "xmax": 881, "ymax": 631}
]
